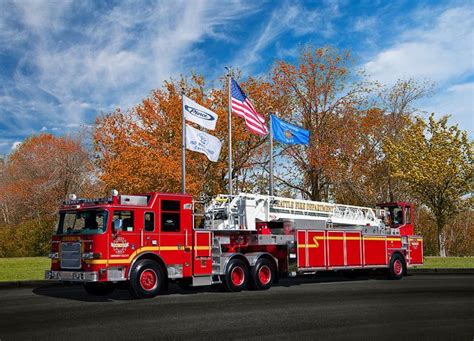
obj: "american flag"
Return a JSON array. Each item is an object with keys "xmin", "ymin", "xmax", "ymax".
[{"xmin": 231, "ymin": 78, "xmax": 268, "ymax": 136}]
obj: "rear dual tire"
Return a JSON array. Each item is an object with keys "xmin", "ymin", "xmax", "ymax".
[
  {"xmin": 222, "ymin": 258, "xmax": 276, "ymax": 292},
  {"xmin": 222, "ymin": 259, "xmax": 249, "ymax": 292},
  {"xmin": 250, "ymin": 258, "xmax": 275, "ymax": 290}
]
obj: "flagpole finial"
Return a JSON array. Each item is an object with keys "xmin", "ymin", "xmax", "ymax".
[
  {"xmin": 181, "ymin": 87, "xmax": 185, "ymax": 95},
  {"xmin": 225, "ymin": 66, "xmax": 231, "ymax": 77}
]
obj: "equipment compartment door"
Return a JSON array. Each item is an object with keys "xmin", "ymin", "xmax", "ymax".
[
  {"xmin": 327, "ymin": 231, "xmax": 344, "ymax": 267},
  {"xmin": 296, "ymin": 230, "xmax": 307, "ymax": 268},
  {"xmin": 193, "ymin": 231, "xmax": 212, "ymax": 276},
  {"xmin": 408, "ymin": 237, "xmax": 423, "ymax": 265},
  {"xmin": 307, "ymin": 231, "xmax": 325, "ymax": 269},
  {"xmin": 363, "ymin": 236, "xmax": 387, "ymax": 266},
  {"xmin": 345, "ymin": 231, "xmax": 362, "ymax": 267}
]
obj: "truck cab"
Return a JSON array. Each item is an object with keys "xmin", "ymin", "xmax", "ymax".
[
  {"xmin": 46, "ymin": 191, "xmax": 194, "ymax": 297},
  {"xmin": 377, "ymin": 202, "xmax": 414, "ymax": 236}
]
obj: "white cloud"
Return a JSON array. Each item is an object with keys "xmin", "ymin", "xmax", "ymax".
[
  {"xmin": 13, "ymin": 0, "xmax": 73, "ymax": 32},
  {"xmin": 364, "ymin": 7, "xmax": 474, "ymax": 85},
  {"xmin": 11, "ymin": 141, "xmax": 21, "ymax": 150},
  {"xmin": 0, "ymin": 0, "xmax": 260, "ymax": 154},
  {"xmin": 353, "ymin": 17, "xmax": 377, "ymax": 32},
  {"xmin": 40, "ymin": 126, "xmax": 47, "ymax": 131},
  {"xmin": 421, "ymin": 82, "xmax": 474, "ymax": 135},
  {"xmin": 229, "ymin": 1, "xmax": 340, "ymax": 74},
  {"xmin": 363, "ymin": 6, "xmax": 474, "ymax": 136}
]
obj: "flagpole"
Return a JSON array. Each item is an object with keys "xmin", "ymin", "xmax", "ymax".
[
  {"xmin": 269, "ymin": 113, "xmax": 274, "ymax": 196},
  {"xmin": 226, "ymin": 67, "xmax": 233, "ymax": 196},
  {"xmin": 181, "ymin": 89, "xmax": 186, "ymax": 194}
]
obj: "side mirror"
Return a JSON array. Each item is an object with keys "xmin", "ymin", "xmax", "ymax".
[{"xmin": 113, "ymin": 219, "xmax": 123, "ymax": 232}]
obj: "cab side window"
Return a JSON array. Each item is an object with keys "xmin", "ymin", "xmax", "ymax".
[
  {"xmin": 393, "ymin": 208, "xmax": 403, "ymax": 225},
  {"xmin": 144, "ymin": 212, "xmax": 155, "ymax": 232},
  {"xmin": 113, "ymin": 210, "xmax": 134, "ymax": 232},
  {"xmin": 161, "ymin": 200, "xmax": 180, "ymax": 232},
  {"xmin": 404, "ymin": 207, "xmax": 411, "ymax": 225}
]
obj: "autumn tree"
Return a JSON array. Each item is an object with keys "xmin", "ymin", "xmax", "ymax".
[
  {"xmin": 329, "ymin": 107, "xmax": 390, "ymax": 206},
  {"xmin": 0, "ymin": 134, "xmax": 93, "ymax": 256},
  {"xmin": 0, "ymin": 156, "xmax": 8, "ymax": 225},
  {"xmin": 5, "ymin": 134, "xmax": 92, "ymax": 221},
  {"xmin": 385, "ymin": 115, "xmax": 473, "ymax": 256},
  {"xmin": 380, "ymin": 79, "xmax": 432, "ymax": 202},
  {"xmin": 445, "ymin": 210, "xmax": 474, "ymax": 256},
  {"xmin": 270, "ymin": 46, "xmax": 380, "ymax": 202},
  {"xmin": 93, "ymin": 74, "xmax": 275, "ymax": 197}
]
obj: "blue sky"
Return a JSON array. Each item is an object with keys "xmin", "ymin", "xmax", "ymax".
[{"xmin": 1, "ymin": 0, "xmax": 473, "ymax": 154}]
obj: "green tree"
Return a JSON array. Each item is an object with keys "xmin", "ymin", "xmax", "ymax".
[
  {"xmin": 380, "ymin": 79, "xmax": 432, "ymax": 202},
  {"xmin": 385, "ymin": 114, "xmax": 473, "ymax": 256}
]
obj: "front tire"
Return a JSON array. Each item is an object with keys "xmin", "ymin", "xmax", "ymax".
[
  {"xmin": 387, "ymin": 254, "xmax": 406, "ymax": 280},
  {"xmin": 129, "ymin": 259, "xmax": 165, "ymax": 298},
  {"xmin": 83, "ymin": 282, "xmax": 115, "ymax": 296},
  {"xmin": 221, "ymin": 259, "xmax": 249, "ymax": 292}
]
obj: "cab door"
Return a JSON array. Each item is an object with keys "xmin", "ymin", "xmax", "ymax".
[
  {"xmin": 140, "ymin": 210, "xmax": 159, "ymax": 249},
  {"xmin": 108, "ymin": 209, "xmax": 140, "ymax": 264},
  {"xmin": 157, "ymin": 198, "xmax": 193, "ymax": 278}
]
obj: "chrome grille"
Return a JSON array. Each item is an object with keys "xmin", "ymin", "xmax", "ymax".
[{"xmin": 60, "ymin": 242, "xmax": 81, "ymax": 269}]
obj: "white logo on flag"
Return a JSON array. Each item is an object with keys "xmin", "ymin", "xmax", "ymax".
[
  {"xmin": 185, "ymin": 124, "xmax": 222, "ymax": 162},
  {"xmin": 183, "ymin": 95, "xmax": 218, "ymax": 130}
]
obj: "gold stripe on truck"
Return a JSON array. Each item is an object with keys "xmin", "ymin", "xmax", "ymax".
[{"xmin": 84, "ymin": 245, "xmax": 211, "ymax": 265}]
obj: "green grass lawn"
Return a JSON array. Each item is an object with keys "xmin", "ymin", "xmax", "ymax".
[
  {"xmin": 0, "ymin": 256, "xmax": 472, "ymax": 282},
  {"xmin": 419, "ymin": 256, "xmax": 474, "ymax": 269},
  {"xmin": 0, "ymin": 257, "xmax": 50, "ymax": 281}
]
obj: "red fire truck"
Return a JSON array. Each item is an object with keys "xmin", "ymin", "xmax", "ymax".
[{"xmin": 45, "ymin": 191, "xmax": 423, "ymax": 298}]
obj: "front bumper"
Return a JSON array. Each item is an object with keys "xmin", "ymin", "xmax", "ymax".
[{"xmin": 45, "ymin": 270, "xmax": 98, "ymax": 282}]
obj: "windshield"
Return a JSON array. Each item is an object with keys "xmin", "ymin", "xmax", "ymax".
[
  {"xmin": 381, "ymin": 206, "xmax": 404, "ymax": 226},
  {"xmin": 56, "ymin": 210, "xmax": 108, "ymax": 235}
]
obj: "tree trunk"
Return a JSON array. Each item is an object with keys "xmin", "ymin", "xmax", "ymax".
[
  {"xmin": 387, "ymin": 170, "xmax": 395, "ymax": 202},
  {"xmin": 437, "ymin": 221, "xmax": 447, "ymax": 257}
]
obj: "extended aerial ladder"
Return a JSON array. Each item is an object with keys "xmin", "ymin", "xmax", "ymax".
[{"xmin": 203, "ymin": 193, "xmax": 385, "ymax": 232}]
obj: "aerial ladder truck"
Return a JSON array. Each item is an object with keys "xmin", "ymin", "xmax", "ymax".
[{"xmin": 46, "ymin": 191, "xmax": 423, "ymax": 298}]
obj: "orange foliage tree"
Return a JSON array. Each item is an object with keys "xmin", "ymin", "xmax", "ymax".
[
  {"xmin": 93, "ymin": 74, "xmax": 276, "ymax": 197},
  {"xmin": 269, "ymin": 47, "xmax": 431, "ymax": 206},
  {"xmin": 0, "ymin": 133, "xmax": 93, "ymax": 256},
  {"xmin": 270, "ymin": 46, "xmax": 379, "ymax": 202},
  {"xmin": 2, "ymin": 134, "xmax": 92, "ymax": 223}
]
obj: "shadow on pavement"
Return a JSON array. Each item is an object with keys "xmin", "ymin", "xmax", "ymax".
[{"xmin": 32, "ymin": 270, "xmax": 388, "ymax": 302}]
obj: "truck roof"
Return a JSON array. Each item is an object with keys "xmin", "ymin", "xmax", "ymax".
[{"xmin": 60, "ymin": 191, "xmax": 193, "ymax": 211}]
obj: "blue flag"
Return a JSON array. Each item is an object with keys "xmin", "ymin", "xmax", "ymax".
[{"xmin": 271, "ymin": 115, "xmax": 310, "ymax": 145}]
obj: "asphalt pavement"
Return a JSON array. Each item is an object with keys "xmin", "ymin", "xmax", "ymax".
[{"xmin": 0, "ymin": 273, "xmax": 472, "ymax": 340}]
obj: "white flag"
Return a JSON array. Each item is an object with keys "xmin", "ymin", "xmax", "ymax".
[
  {"xmin": 183, "ymin": 95, "xmax": 218, "ymax": 130},
  {"xmin": 185, "ymin": 124, "xmax": 222, "ymax": 162}
]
